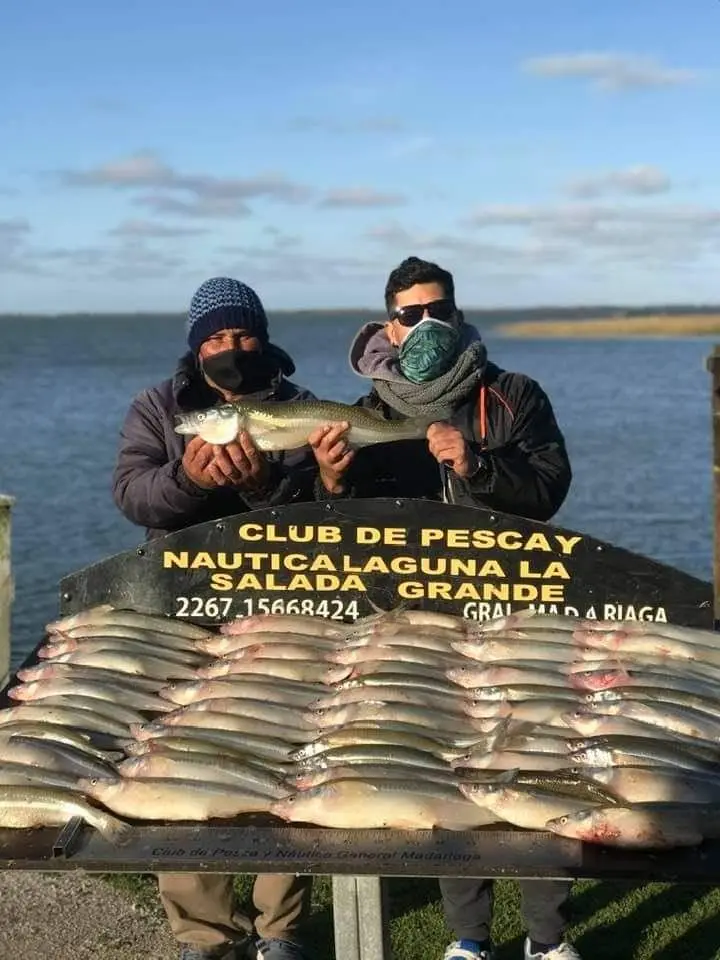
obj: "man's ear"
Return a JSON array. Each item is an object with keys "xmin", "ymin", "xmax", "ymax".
[{"xmin": 385, "ymin": 320, "xmax": 399, "ymax": 347}]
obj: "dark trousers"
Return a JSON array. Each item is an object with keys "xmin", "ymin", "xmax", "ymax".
[{"xmin": 440, "ymin": 878, "xmax": 571, "ymax": 945}]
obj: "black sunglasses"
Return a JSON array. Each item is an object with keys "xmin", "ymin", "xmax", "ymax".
[{"xmin": 389, "ymin": 298, "xmax": 457, "ymax": 327}]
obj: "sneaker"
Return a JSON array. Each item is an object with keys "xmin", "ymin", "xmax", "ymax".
[
  {"xmin": 443, "ymin": 940, "xmax": 495, "ymax": 960},
  {"xmin": 524, "ymin": 939, "xmax": 583, "ymax": 960},
  {"xmin": 255, "ymin": 939, "xmax": 309, "ymax": 960}
]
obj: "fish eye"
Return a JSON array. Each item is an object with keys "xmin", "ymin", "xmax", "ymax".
[{"xmin": 197, "ymin": 413, "xmax": 206, "ymax": 421}]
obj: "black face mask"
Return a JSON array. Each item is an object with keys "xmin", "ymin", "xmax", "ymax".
[{"xmin": 200, "ymin": 348, "xmax": 278, "ymax": 395}]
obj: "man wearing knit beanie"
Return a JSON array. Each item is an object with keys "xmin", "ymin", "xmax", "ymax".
[{"xmin": 112, "ymin": 277, "xmax": 316, "ymax": 960}]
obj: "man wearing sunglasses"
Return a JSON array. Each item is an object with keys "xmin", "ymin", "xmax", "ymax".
[{"xmin": 309, "ymin": 256, "xmax": 577, "ymax": 960}]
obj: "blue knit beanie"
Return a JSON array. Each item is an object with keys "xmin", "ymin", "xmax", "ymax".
[{"xmin": 186, "ymin": 277, "xmax": 269, "ymax": 353}]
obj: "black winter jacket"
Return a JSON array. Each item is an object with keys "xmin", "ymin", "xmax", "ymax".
[
  {"xmin": 315, "ymin": 361, "xmax": 572, "ymax": 522},
  {"xmin": 112, "ymin": 352, "xmax": 318, "ymax": 539}
]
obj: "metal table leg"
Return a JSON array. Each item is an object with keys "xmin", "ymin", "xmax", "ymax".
[{"xmin": 332, "ymin": 876, "xmax": 392, "ymax": 960}]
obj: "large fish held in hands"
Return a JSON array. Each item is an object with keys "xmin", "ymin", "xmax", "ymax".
[{"xmin": 173, "ymin": 398, "xmax": 433, "ymax": 449}]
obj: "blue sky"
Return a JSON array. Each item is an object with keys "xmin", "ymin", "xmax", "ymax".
[{"xmin": 1, "ymin": 0, "xmax": 718, "ymax": 312}]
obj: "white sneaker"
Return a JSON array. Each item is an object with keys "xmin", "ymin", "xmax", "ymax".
[
  {"xmin": 524, "ymin": 939, "xmax": 582, "ymax": 960},
  {"xmin": 443, "ymin": 940, "xmax": 494, "ymax": 960}
]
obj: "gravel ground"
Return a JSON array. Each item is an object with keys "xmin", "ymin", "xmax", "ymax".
[{"xmin": 0, "ymin": 872, "xmax": 179, "ymax": 960}]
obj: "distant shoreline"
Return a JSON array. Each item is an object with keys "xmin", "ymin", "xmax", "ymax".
[
  {"xmin": 3, "ymin": 309, "xmax": 720, "ymax": 340},
  {"xmin": 496, "ymin": 314, "xmax": 720, "ymax": 339}
]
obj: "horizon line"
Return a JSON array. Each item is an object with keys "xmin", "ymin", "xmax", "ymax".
[{"xmin": 3, "ymin": 303, "xmax": 720, "ymax": 319}]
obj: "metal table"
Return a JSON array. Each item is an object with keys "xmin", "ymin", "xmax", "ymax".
[{"xmin": 3, "ymin": 820, "xmax": 720, "ymax": 960}]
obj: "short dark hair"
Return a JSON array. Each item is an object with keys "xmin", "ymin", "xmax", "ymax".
[{"xmin": 384, "ymin": 256, "xmax": 456, "ymax": 313}]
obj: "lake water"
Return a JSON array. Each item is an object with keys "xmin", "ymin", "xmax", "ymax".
[{"xmin": 0, "ymin": 315, "xmax": 714, "ymax": 666}]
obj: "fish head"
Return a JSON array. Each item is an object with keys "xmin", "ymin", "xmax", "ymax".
[
  {"xmin": 7, "ymin": 683, "xmax": 36, "ymax": 701},
  {"xmin": 306, "ymin": 707, "xmax": 332, "ymax": 725},
  {"xmin": 174, "ymin": 404, "xmax": 243, "ymax": 445},
  {"xmin": 158, "ymin": 682, "xmax": 186, "ymax": 703},
  {"xmin": 546, "ymin": 807, "xmax": 599, "ymax": 840},
  {"xmin": 292, "ymin": 770, "xmax": 329, "ymax": 790},
  {"xmin": 471, "ymin": 686, "xmax": 504, "ymax": 702},
  {"xmin": 561, "ymin": 709, "xmax": 595, "ymax": 728},
  {"xmin": 36, "ymin": 643, "xmax": 62, "ymax": 659},
  {"xmin": 585, "ymin": 689, "xmax": 617, "ymax": 704},
  {"xmin": 16, "ymin": 666, "xmax": 46, "ymax": 682},
  {"xmin": 324, "ymin": 665, "xmax": 352, "ymax": 684},
  {"xmin": 203, "ymin": 660, "xmax": 231, "ymax": 678},
  {"xmin": 445, "ymin": 666, "xmax": 473, "ymax": 686},
  {"xmin": 77, "ymin": 776, "xmax": 115, "ymax": 799},
  {"xmin": 570, "ymin": 746, "xmax": 610, "ymax": 767},
  {"xmin": 459, "ymin": 781, "xmax": 507, "ymax": 801},
  {"xmin": 270, "ymin": 783, "xmax": 338, "ymax": 819},
  {"xmin": 129, "ymin": 721, "xmax": 165, "ymax": 740},
  {"xmin": 116, "ymin": 757, "xmax": 144, "ymax": 776}
]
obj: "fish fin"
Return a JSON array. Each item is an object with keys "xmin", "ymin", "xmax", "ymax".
[
  {"xmin": 99, "ymin": 814, "xmax": 133, "ymax": 846},
  {"xmin": 365, "ymin": 596, "xmax": 411, "ymax": 616},
  {"xmin": 496, "ymin": 767, "xmax": 521, "ymax": 785},
  {"xmin": 487, "ymin": 715, "xmax": 513, "ymax": 752}
]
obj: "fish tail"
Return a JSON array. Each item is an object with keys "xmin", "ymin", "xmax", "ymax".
[
  {"xmin": 99, "ymin": 812, "xmax": 133, "ymax": 846},
  {"xmin": 365, "ymin": 596, "xmax": 410, "ymax": 616}
]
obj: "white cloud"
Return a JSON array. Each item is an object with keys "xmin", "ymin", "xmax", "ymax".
[
  {"xmin": 319, "ymin": 188, "xmax": 407, "ymax": 209},
  {"xmin": 523, "ymin": 53, "xmax": 699, "ymax": 91},
  {"xmin": 566, "ymin": 165, "xmax": 672, "ymax": 198},
  {"xmin": 109, "ymin": 219, "xmax": 208, "ymax": 237},
  {"xmin": 462, "ymin": 201, "xmax": 720, "ymax": 268},
  {"xmin": 57, "ymin": 152, "xmax": 406, "ymax": 219}
]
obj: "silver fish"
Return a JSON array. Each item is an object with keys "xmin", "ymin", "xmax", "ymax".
[
  {"xmin": 218, "ymin": 614, "xmax": 350, "ymax": 639},
  {"xmin": 295, "ymin": 743, "xmax": 450, "ymax": 773},
  {"xmin": 47, "ymin": 607, "xmax": 212, "ymax": 641},
  {"xmin": 0, "ymin": 762, "xmax": 87, "ymax": 791},
  {"xmin": 125, "ymin": 725, "xmax": 294, "ymax": 762},
  {"xmin": 159, "ymin": 678, "xmax": 321, "ymax": 708},
  {"xmin": 173, "ymin": 398, "xmax": 432, "ymax": 449},
  {"xmin": 48, "ymin": 648, "xmax": 199, "ymax": 680},
  {"xmin": 574, "ymin": 765, "xmax": 720, "ymax": 804},
  {"xmin": 145, "ymin": 710, "xmax": 305, "ymax": 742},
  {"xmin": 307, "ymin": 701, "xmax": 477, "ymax": 735},
  {"xmin": 197, "ymin": 631, "xmax": 337, "ymax": 658},
  {"xmin": 0, "ymin": 705, "xmax": 131, "ymax": 737},
  {"xmin": 546, "ymin": 802, "xmax": 720, "ymax": 850},
  {"xmin": 0, "ymin": 785, "xmax": 131, "ymax": 843},
  {"xmin": 0, "ymin": 736, "xmax": 117, "ymax": 779},
  {"xmin": 117, "ymin": 751, "xmax": 289, "ymax": 798},
  {"xmin": 16, "ymin": 662, "xmax": 167, "ymax": 693},
  {"xmin": 79, "ymin": 776, "xmax": 272, "ymax": 820},
  {"xmin": 201, "ymin": 658, "xmax": 330, "ymax": 683},
  {"xmin": 293, "ymin": 764, "xmax": 461, "ymax": 790},
  {"xmin": 39, "ymin": 637, "xmax": 206, "ymax": 669},
  {"xmin": 270, "ymin": 778, "xmax": 498, "ymax": 830},
  {"xmin": 180, "ymin": 697, "xmax": 317, "ymax": 730},
  {"xmin": 58, "ymin": 623, "xmax": 201, "ymax": 653},
  {"xmin": 460, "ymin": 781, "xmax": 601, "ymax": 831},
  {"xmin": 8, "ymin": 679, "xmax": 170, "ymax": 714}
]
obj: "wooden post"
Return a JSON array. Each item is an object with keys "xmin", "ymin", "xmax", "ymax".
[
  {"xmin": 707, "ymin": 347, "xmax": 720, "ymax": 627},
  {"xmin": 0, "ymin": 494, "xmax": 13, "ymax": 688}
]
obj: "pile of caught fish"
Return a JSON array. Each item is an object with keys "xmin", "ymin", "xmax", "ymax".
[{"xmin": 3, "ymin": 603, "xmax": 720, "ymax": 852}]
